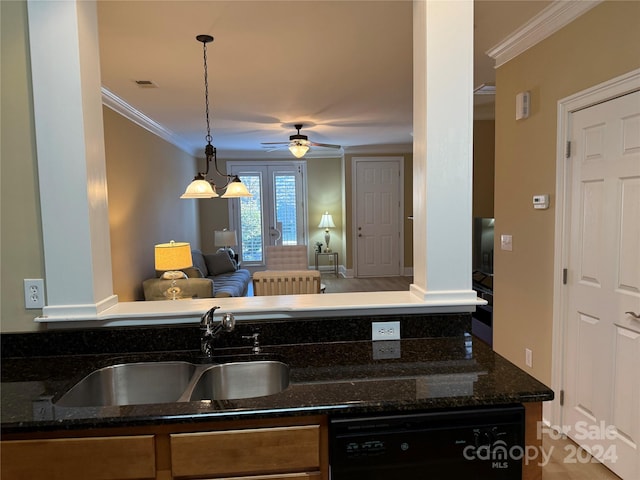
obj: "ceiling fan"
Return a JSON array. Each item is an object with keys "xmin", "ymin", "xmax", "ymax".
[{"xmin": 261, "ymin": 124, "xmax": 342, "ymax": 158}]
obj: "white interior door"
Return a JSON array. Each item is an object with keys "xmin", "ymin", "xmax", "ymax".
[
  {"xmin": 563, "ymin": 90, "xmax": 640, "ymax": 479},
  {"xmin": 354, "ymin": 157, "xmax": 402, "ymax": 277}
]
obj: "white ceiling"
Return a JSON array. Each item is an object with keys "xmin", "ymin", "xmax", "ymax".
[{"xmin": 97, "ymin": 0, "xmax": 550, "ymax": 159}]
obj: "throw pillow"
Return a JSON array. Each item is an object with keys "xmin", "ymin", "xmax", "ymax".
[
  {"xmin": 191, "ymin": 249, "xmax": 209, "ymax": 277},
  {"xmin": 182, "ymin": 267, "xmax": 204, "ymax": 278},
  {"xmin": 204, "ymin": 251, "xmax": 237, "ymax": 276}
]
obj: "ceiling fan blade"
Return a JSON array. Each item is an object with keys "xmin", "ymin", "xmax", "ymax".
[
  {"xmin": 310, "ymin": 142, "xmax": 342, "ymax": 149},
  {"xmin": 263, "ymin": 146, "xmax": 285, "ymax": 152},
  {"xmin": 260, "ymin": 141, "xmax": 289, "ymax": 146}
]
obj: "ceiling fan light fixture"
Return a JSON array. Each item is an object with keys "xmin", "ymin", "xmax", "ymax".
[{"xmin": 289, "ymin": 141, "xmax": 310, "ymax": 158}]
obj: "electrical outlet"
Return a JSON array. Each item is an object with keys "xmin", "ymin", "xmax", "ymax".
[
  {"xmin": 24, "ymin": 279, "xmax": 45, "ymax": 309},
  {"xmin": 372, "ymin": 321, "xmax": 400, "ymax": 341},
  {"xmin": 525, "ymin": 348, "xmax": 532, "ymax": 368},
  {"xmin": 372, "ymin": 340, "xmax": 401, "ymax": 360}
]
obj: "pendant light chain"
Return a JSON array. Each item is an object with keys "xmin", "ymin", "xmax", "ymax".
[
  {"xmin": 181, "ymin": 34, "xmax": 251, "ymax": 199},
  {"xmin": 203, "ymin": 40, "xmax": 212, "ymax": 145}
]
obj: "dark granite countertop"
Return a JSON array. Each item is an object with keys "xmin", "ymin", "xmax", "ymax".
[{"xmin": 0, "ymin": 314, "xmax": 553, "ymax": 434}]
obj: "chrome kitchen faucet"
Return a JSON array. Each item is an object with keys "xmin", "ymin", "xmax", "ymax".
[{"xmin": 200, "ymin": 306, "xmax": 235, "ymax": 358}]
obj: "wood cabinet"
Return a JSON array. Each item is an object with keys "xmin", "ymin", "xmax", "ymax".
[
  {"xmin": 1, "ymin": 406, "xmax": 542, "ymax": 480},
  {"xmin": 0, "ymin": 416, "xmax": 328, "ymax": 480},
  {"xmin": 1, "ymin": 435, "xmax": 156, "ymax": 480},
  {"xmin": 171, "ymin": 425, "xmax": 320, "ymax": 478}
]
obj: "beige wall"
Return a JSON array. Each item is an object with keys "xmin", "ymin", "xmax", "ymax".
[
  {"xmin": 493, "ymin": 0, "xmax": 640, "ymax": 384},
  {"xmin": 103, "ymin": 107, "xmax": 199, "ymax": 302},
  {"xmin": 0, "ymin": 1, "xmax": 47, "ymax": 332},
  {"xmin": 307, "ymin": 156, "xmax": 344, "ymax": 265}
]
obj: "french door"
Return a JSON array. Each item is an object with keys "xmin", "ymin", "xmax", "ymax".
[{"xmin": 227, "ymin": 162, "xmax": 307, "ymax": 266}]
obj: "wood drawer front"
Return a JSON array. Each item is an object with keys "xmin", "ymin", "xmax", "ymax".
[
  {"xmin": 170, "ymin": 425, "xmax": 320, "ymax": 478},
  {"xmin": 1, "ymin": 435, "xmax": 156, "ymax": 480}
]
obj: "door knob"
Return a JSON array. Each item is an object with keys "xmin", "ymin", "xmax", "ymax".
[{"xmin": 625, "ymin": 311, "xmax": 640, "ymax": 319}]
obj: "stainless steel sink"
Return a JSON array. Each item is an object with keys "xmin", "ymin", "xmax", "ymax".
[
  {"xmin": 55, "ymin": 359, "xmax": 289, "ymax": 407},
  {"xmin": 188, "ymin": 361, "xmax": 290, "ymax": 401},
  {"xmin": 56, "ymin": 361, "xmax": 197, "ymax": 407}
]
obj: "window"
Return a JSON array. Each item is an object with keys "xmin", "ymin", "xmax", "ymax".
[{"xmin": 227, "ymin": 162, "xmax": 307, "ymax": 266}]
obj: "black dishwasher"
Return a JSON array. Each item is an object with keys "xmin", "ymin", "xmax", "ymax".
[{"xmin": 330, "ymin": 404, "xmax": 525, "ymax": 479}]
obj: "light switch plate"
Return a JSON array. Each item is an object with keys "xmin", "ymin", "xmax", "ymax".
[{"xmin": 500, "ymin": 234, "xmax": 513, "ymax": 251}]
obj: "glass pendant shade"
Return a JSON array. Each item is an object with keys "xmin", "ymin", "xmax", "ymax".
[
  {"xmin": 180, "ymin": 176, "xmax": 218, "ymax": 199},
  {"xmin": 289, "ymin": 143, "xmax": 309, "ymax": 158},
  {"xmin": 222, "ymin": 177, "xmax": 252, "ymax": 198}
]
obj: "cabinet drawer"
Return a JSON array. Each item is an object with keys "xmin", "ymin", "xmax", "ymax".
[
  {"xmin": 170, "ymin": 425, "xmax": 320, "ymax": 478},
  {"xmin": 1, "ymin": 435, "xmax": 156, "ymax": 480}
]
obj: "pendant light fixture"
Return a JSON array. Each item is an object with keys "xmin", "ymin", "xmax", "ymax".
[{"xmin": 181, "ymin": 34, "xmax": 251, "ymax": 199}]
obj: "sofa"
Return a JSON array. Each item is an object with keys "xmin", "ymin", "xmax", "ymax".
[{"xmin": 143, "ymin": 249, "xmax": 251, "ymax": 300}]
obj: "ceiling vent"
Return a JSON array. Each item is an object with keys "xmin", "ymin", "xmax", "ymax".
[{"xmin": 134, "ymin": 80, "xmax": 158, "ymax": 88}]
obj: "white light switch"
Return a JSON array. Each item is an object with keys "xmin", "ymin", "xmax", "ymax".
[{"xmin": 501, "ymin": 234, "xmax": 513, "ymax": 251}]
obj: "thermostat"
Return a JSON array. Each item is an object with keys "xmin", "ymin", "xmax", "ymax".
[{"xmin": 533, "ymin": 194, "xmax": 549, "ymax": 209}]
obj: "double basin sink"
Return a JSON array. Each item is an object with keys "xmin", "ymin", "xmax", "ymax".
[{"xmin": 55, "ymin": 359, "xmax": 289, "ymax": 408}]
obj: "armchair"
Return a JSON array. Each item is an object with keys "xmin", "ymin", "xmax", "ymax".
[
  {"xmin": 253, "ymin": 270, "xmax": 322, "ymax": 296},
  {"xmin": 265, "ymin": 245, "xmax": 308, "ymax": 270}
]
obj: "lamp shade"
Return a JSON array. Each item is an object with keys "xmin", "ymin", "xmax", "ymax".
[
  {"xmin": 214, "ymin": 229, "xmax": 238, "ymax": 247},
  {"xmin": 180, "ymin": 177, "xmax": 218, "ymax": 199},
  {"xmin": 318, "ymin": 212, "xmax": 336, "ymax": 229},
  {"xmin": 154, "ymin": 241, "xmax": 192, "ymax": 271}
]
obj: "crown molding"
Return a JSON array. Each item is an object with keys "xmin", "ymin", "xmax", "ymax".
[
  {"xmin": 486, "ymin": 0, "xmax": 602, "ymax": 68},
  {"xmin": 344, "ymin": 143, "xmax": 413, "ymax": 155},
  {"xmin": 101, "ymin": 87, "xmax": 195, "ymax": 156}
]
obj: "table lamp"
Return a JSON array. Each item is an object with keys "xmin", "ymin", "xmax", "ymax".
[
  {"xmin": 154, "ymin": 241, "xmax": 192, "ymax": 300},
  {"xmin": 214, "ymin": 229, "xmax": 238, "ymax": 258},
  {"xmin": 318, "ymin": 212, "xmax": 336, "ymax": 252}
]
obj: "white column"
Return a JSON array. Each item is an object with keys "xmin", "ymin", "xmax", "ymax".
[
  {"xmin": 411, "ymin": 0, "xmax": 477, "ymax": 304},
  {"xmin": 27, "ymin": 0, "xmax": 116, "ymax": 317}
]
